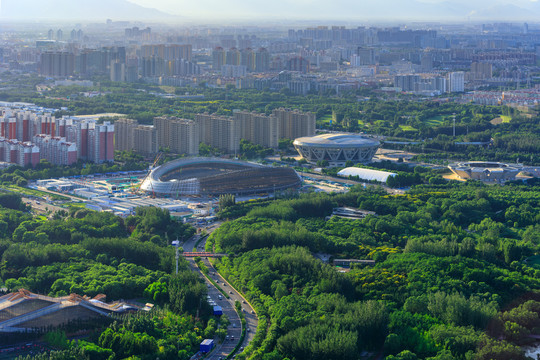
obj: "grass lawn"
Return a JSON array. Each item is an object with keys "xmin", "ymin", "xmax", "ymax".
[
  {"xmin": 425, "ymin": 115, "xmax": 445, "ymax": 126},
  {"xmin": 3, "ymin": 185, "xmax": 69, "ymax": 201},
  {"xmin": 500, "ymin": 115, "xmax": 512, "ymax": 123},
  {"xmin": 399, "ymin": 125, "xmax": 417, "ymax": 131},
  {"xmin": 318, "ymin": 114, "xmax": 333, "ymax": 124}
]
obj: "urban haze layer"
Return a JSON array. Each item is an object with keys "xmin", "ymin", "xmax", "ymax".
[{"xmin": 0, "ymin": 2, "xmax": 539, "ymax": 360}]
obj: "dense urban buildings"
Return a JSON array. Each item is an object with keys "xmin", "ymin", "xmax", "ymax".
[
  {"xmin": 0, "ymin": 105, "xmax": 114, "ymax": 166},
  {"xmin": 113, "ymin": 108, "xmax": 314, "ymax": 157}
]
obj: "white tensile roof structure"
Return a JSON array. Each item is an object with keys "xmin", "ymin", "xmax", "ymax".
[{"xmin": 337, "ymin": 167, "xmax": 396, "ymax": 182}]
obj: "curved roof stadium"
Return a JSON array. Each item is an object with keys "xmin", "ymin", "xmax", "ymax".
[
  {"xmin": 140, "ymin": 157, "xmax": 302, "ymax": 197},
  {"xmin": 293, "ymin": 133, "xmax": 380, "ymax": 165},
  {"xmin": 448, "ymin": 161, "xmax": 522, "ymax": 182}
]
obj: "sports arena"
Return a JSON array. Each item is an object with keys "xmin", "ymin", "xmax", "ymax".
[
  {"xmin": 293, "ymin": 133, "xmax": 380, "ymax": 166},
  {"xmin": 448, "ymin": 161, "xmax": 523, "ymax": 182},
  {"xmin": 140, "ymin": 157, "xmax": 302, "ymax": 197}
]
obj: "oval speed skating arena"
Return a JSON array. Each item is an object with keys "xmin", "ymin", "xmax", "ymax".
[{"xmin": 140, "ymin": 157, "xmax": 302, "ymax": 197}]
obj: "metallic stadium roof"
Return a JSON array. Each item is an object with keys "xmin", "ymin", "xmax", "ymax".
[{"xmin": 293, "ymin": 133, "xmax": 380, "ymax": 148}]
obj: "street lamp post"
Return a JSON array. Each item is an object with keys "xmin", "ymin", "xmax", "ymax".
[{"xmin": 172, "ymin": 237, "xmax": 180, "ymax": 275}]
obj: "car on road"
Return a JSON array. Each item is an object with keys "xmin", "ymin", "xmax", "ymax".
[{"xmin": 229, "ymin": 291, "xmax": 233, "ymax": 294}]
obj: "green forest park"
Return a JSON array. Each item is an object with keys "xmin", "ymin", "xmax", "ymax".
[
  {"xmin": 0, "ymin": 82, "xmax": 537, "ymax": 359},
  {"xmin": 0, "ymin": 174, "xmax": 538, "ymax": 359}
]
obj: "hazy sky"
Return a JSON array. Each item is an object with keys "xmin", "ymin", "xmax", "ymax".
[{"xmin": 125, "ymin": 0, "xmax": 540, "ymax": 20}]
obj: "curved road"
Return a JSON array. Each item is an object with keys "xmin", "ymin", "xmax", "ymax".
[{"xmin": 183, "ymin": 223, "xmax": 258, "ymax": 359}]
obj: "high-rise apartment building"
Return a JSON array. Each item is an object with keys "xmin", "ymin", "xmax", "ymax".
[
  {"xmin": 110, "ymin": 60, "xmax": 126, "ymax": 82},
  {"xmin": 133, "ymin": 125, "xmax": 157, "ymax": 155},
  {"xmin": 114, "ymin": 118, "xmax": 138, "ymax": 152},
  {"xmin": 170, "ymin": 119, "xmax": 199, "ymax": 155},
  {"xmin": 0, "ymin": 138, "xmax": 39, "ymax": 167},
  {"xmin": 196, "ymin": 113, "xmax": 240, "ymax": 153},
  {"xmin": 272, "ymin": 108, "xmax": 316, "ymax": 141},
  {"xmin": 154, "ymin": 116, "xmax": 172, "ymax": 150},
  {"xmin": 40, "ymin": 52, "xmax": 75, "ymax": 77},
  {"xmin": 234, "ymin": 111, "xmax": 278, "ymax": 148},
  {"xmin": 141, "ymin": 44, "xmax": 192, "ymax": 62},
  {"xmin": 394, "ymin": 74, "xmax": 420, "ymax": 92},
  {"xmin": 255, "ymin": 48, "xmax": 270, "ymax": 72},
  {"xmin": 449, "ymin": 71, "xmax": 465, "ymax": 92},
  {"xmin": 87, "ymin": 123, "xmax": 115, "ymax": 164},
  {"xmin": 32, "ymin": 135, "xmax": 77, "ymax": 166},
  {"xmin": 470, "ymin": 62, "xmax": 493, "ymax": 80},
  {"xmin": 64, "ymin": 118, "xmax": 114, "ymax": 163},
  {"xmin": 153, "ymin": 116, "xmax": 200, "ymax": 155},
  {"xmin": 0, "ymin": 108, "xmax": 114, "ymax": 166},
  {"xmin": 212, "ymin": 47, "xmax": 226, "ymax": 70}
]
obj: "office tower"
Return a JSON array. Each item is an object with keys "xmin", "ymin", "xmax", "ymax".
[
  {"xmin": 114, "ymin": 118, "xmax": 138, "ymax": 152},
  {"xmin": 170, "ymin": 119, "xmax": 199, "ymax": 155},
  {"xmin": 272, "ymin": 108, "xmax": 316, "ymax": 141},
  {"xmin": 195, "ymin": 113, "xmax": 240, "ymax": 153},
  {"xmin": 234, "ymin": 111, "xmax": 278, "ymax": 148},
  {"xmin": 133, "ymin": 125, "xmax": 157, "ymax": 155},
  {"xmin": 449, "ymin": 71, "xmax": 465, "ymax": 92}
]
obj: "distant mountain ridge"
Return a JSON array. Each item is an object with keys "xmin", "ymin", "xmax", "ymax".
[
  {"xmin": 1, "ymin": 0, "xmax": 540, "ymax": 21},
  {"xmin": 0, "ymin": 0, "xmax": 173, "ymax": 20}
]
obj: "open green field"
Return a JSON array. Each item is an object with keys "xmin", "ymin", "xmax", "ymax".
[
  {"xmin": 2, "ymin": 185, "xmax": 69, "ymax": 201},
  {"xmin": 319, "ymin": 114, "xmax": 333, "ymax": 124},
  {"xmin": 500, "ymin": 115, "xmax": 512, "ymax": 123},
  {"xmin": 399, "ymin": 125, "xmax": 417, "ymax": 131},
  {"xmin": 425, "ymin": 115, "xmax": 446, "ymax": 126}
]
